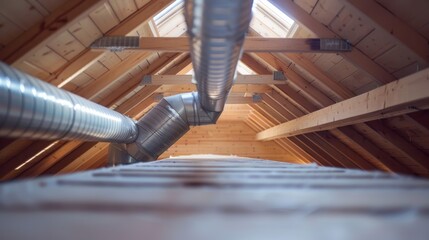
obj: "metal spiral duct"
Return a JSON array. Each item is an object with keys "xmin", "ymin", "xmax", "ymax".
[
  {"xmin": 108, "ymin": 92, "xmax": 221, "ymax": 165},
  {"xmin": 185, "ymin": 0, "xmax": 254, "ymax": 112},
  {"xmin": 109, "ymin": 0, "xmax": 253, "ymax": 165},
  {"xmin": 0, "ymin": 0, "xmax": 254, "ymax": 166},
  {"xmin": 0, "ymin": 62, "xmax": 137, "ymax": 143}
]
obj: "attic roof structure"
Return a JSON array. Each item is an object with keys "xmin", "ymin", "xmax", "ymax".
[{"xmin": 0, "ymin": 0, "xmax": 429, "ymax": 180}]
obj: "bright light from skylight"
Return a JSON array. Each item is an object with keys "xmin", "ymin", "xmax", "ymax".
[
  {"xmin": 153, "ymin": 0, "xmax": 184, "ymax": 25},
  {"xmin": 257, "ymin": 0, "xmax": 295, "ymax": 27},
  {"xmin": 251, "ymin": 0, "xmax": 297, "ymax": 37}
]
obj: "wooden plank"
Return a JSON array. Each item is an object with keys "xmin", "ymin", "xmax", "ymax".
[
  {"xmin": 245, "ymin": 51, "xmax": 418, "ymax": 174},
  {"xmin": 332, "ymin": 127, "xmax": 413, "ymax": 174},
  {"xmin": 0, "ymin": 1, "xmax": 44, "ymax": 30},
  {"xmin": 91, "ymin": 37, "xmax": 352, "ymax": 52},
  {"xmin": 49, "ymin": 0, "xmax": 174, "ymax": 87},
  {"xmin": 0, "ymin": 0, "xmax": 104, "ymax": 65},
  {"xmin": 77, "ymin": 52, "xmax": 151, "ymax": 99},
  {"xmin": 108, "ymin": 0, "xmax": 137, "ymax": 21},
  {"xmin": 68, "ymin": 16, "xmax": 103, "ymax": 47},
  {"xmin": 19, "ymin": 141, "xmax": 84, "ymax": 178},
  {"xmin": 285, "ymin": 53, "xmax": 355, "ymax": 99},
  {"xmin": 0, "ymin": 141, "xmax": 63, "ymax": 180},
  {"xmin": 256, "ymin": 68, "xmax": 429, "ymax": 141},
  {"xmin": 46, "ymin": 31, "xmax": 86, "ymax": 60},
  {"xmin": 269, "ymin": 0, "xmax": 396, "ymax": 84},
  {"xmin": 0, "ymin": 14, "xmax": 24, "ymax": 48},
  {"xmin": 257, "ymin": 53, "xmax": 335, "ymax": 107},
  {"xmin": 89, "ymin": 2, "xmax": 120, "ymax": 33},
  {"xmin": 345, "ymin": 0, "xmax": 429, "ymax": 64},
  {"xmin": 2, "ymin": 156, "xmax": 429, "ymax": 240},
  {"xmin": 251, "ymin": 104, "xmax": 333, "ymax": 166},
  {"xmin": 260, "ymin": 95, "xmax": 359, "ymax": 169},
  {"xmin": 43, "ymin": 142, "xmax": 97, "ymax": 175},
  {"xmin": 364, "ymin": 121, "xmax": 429, "ymax": 175},
  {"xmin": 144, "ymin": 74, "xmax": 286, "ymax": 85}
]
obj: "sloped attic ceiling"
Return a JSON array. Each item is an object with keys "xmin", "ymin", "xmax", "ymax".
[{"xmin": 0, "ymin": 0, "xmax": 428, "ymax": 180}]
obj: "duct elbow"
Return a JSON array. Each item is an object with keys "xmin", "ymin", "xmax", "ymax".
[
  {"xmin": 108, "ymin": 92, "xmax": 221, "ymax": 165},
  {"xmin": 165, "ymin": 92, "xmax": 221, "ymax": 126}
]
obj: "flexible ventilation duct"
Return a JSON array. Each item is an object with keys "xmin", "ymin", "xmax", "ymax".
[{"xmin": 0, "ymin": 62, "xmax": 137, "ymax": 143}]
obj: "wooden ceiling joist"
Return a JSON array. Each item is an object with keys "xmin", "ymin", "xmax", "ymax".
[
  {"xmin": 344, "ymin": 0, "xmax": 429, "ymax": 64},
  {"xmin": 0, "ymin": 0, "xmax": 105, "ymax": 65},
  {"xmin": 142, "ymin": 74, "xmax": 286, "ymax": 85},
  {"xmin": 256, "ymin": 68, "xmax": 429, "ymax": 141},
  {"xmin": 91, "ymin": 36, "xmax": 352, "ymax": 53},
  {"xmin": 242, "ymin": 58, "xmax": 368, "ymax": 169},
  {"xmin": 242, "ymin": 52, "xmax": 416, "ymax": 175},
  {"xmin": 270, "ymin": 0, "xmax": 396, "ymax": 84},
  {"xmin": 261, "ymin": 94, "xmax": 365, "ymax": 169},
  {"xmin": 49, "ymin": 0, "xmax": 174, "ymax": 87}
]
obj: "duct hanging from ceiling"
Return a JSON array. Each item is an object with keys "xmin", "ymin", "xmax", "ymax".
[
  {"xmin": 109, "ymin": 0, "xmax": 253, "ymax": 165},
  {"xmin": 0, "ymin": 0, "xmax": 253, "ymax": 166},
  {"xmin": 0, "ymin": 62, "xmax": 137, "ymax": 143}
]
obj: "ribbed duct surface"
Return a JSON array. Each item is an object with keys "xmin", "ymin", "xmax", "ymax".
[
  {"xmin": 185, "ymin": 0, "xmax": 253, "ymax": 112},
  {"xmin": 0, "ymin": 62, "xmax": 137, "ymax": 143},
  {"xmin": 108, "ymin": 92, "xmax": 221, "ymax": 165}
]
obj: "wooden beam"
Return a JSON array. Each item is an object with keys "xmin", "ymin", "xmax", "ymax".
[
  {"xmin": 257, "ymin": 53, "xmax": 335, "ymax": 107},
  {"xmin": 269, "ymin": 0, "xmax": 396, "ymax": 84},
  {"xmin": 91, "ymin": 37, "xmax": 352, "ymax": 52},
  {"xmin": 363, "ymin": 121, "xmax": 429, "ymax": 175},
  {"xmin": 244, "ymin": 52, "xmax": 416, "ymax": 174},
  {"xmin": 248, "ymin": 118, "xmax": 317, "ymax": 165},
  {"xmin": 99, "ymin": 53, "xmax": 183, "ymax": 107},
  {"xmin": 344, "ymin": 0, "xmax": 429, "ymax": 64},
  {"xmin": 156, "ymin": 84, "xmax": 274, "ymax": 94},
  {"xmin": 49, "ymin": 0, "xmax": 174, "ymax": 87},
  {"xmin": 143, "ymin": 74, "xmax": 286, "ymax": 85},
  {"xmin": 18, "ymin": 141, "xmax": 83, "ymax": 178},
  {"xmin": 331, "ymin": 127, "xmax": 413, "ymax": 174},
  {"xmin": 285, "ymin": 53, "xmax": 355, "ymax": 99},
  {"xmin": 250, "ymin": 105, "xmax": 330, "ymax": 166},
  {"xmin": 76, "ymin": 52, "xmax": 152, "ymax": 99},
  {"xmin": 0, "ymin": 0, "xmax": 105, "ymax": 65},
  {"xmin": 261, "ymin": 95, "xmax": 361, "ymax": 169},
  {"xmin": 257, "ymin": 68, "xmax": 429, "ymax": 141}
]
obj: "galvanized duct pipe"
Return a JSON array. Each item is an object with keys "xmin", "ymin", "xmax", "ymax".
[
  {"xmin": 185, "ymin": 0, "xmax": 254, "ymax": 112},
  {"xmin": 0, "ymin": 62, "xmax": 137, "ymax": 143},
  {"xmin": 108, "ymin": 92, "xmax": 221, "ymax": 165},
  {"xmin": 0, "ymin": 0, "xmax": 253, "ymax": 166},
  {"xmin": 108, "ymin": 0, "xmax": 253, "ymax": 165}
]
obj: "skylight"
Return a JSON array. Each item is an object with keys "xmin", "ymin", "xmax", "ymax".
[
  {"xmin": 256, "ymin": 0, "xmax": 295, "ymax": 27},
  {"xmin": 152, "ymin": 0, "xmax": 297, "ymax": 38},
  {"xmin": 153, "ymin": 0, "xmax": 184, "ymax": 25},
  {"xmin": 251, "ymin": 0, "xmax": 297, "ymax": 37}
]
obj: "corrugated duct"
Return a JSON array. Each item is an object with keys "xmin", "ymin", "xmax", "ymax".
[
  {"xmin": 0, "ymin": 0, "xmax": 253, "ymax": 166},
  {"xmin": 0, "ymin": 62, "xmax": 137, "ymax": 143}
]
